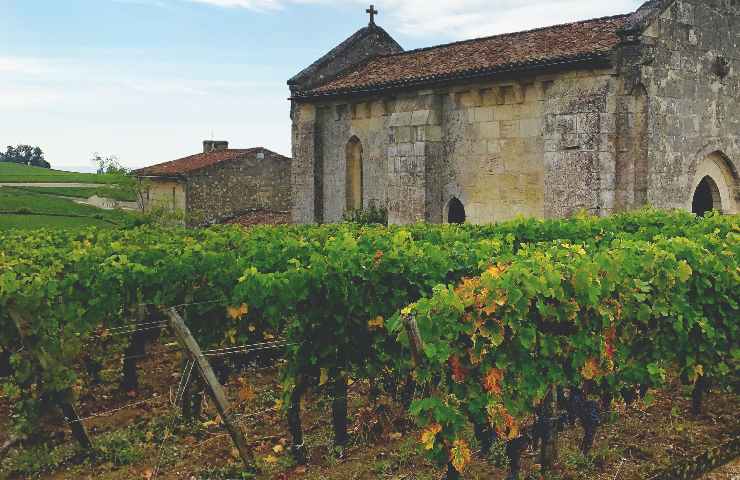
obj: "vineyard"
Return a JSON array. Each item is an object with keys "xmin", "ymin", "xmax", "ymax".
[{"xmin": 0, "ymin": 209, "xmax": 738, "ymax": 479}]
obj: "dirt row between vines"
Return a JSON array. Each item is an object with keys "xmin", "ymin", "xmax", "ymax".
[{"xmin": 1, "ymin": 339, "xmax": 738, "ymax": 480}]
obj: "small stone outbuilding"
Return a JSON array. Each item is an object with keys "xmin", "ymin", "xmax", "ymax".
[
  {"xmin": 289, "ymin": 0, "xmax": 739, "ymax": 225},
  {"xmin": 135, "ymin": 141, "xmax": 292, "ymax": 225}
]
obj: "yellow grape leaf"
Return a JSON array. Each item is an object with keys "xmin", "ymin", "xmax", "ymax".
[
  {"xmin": 487, "ymin": 404, "xmax": 520, "ymax": 440},
  {"xmin": 420, "ymin": 423, "xmax": 442, "ymax": 450},
  {"xmin": 238, "ymin": 384, "xmax": 256, "ymax": 402},
  {"xmin": 274, "ymin": 399, "xmax": 284, "ymax": 410},
  {"xmin": 201, "ymin": 419, "xmax": 218, "ymax": 428},
  {"xmin": 482, "ymin": 303, "xmax": 498, "ymax": 316},
  {"xmin": 368, "ymin": 316, "xmax": 385, "ymax": 329},
  {"xmin": 508, "ymin": 422, "xmax": 520, "ymax": 440},
  {"xmin": 678, "ymin": 261, "xmax": 693, "ymax": 282},
  {"xmin": 581, "ymin": 358, "xmax": 602, "ymax": 380},
  {"xmin": 272, "ymin": 444, "xmax": 284, "ymax": 454},
  {"xmin": 691, "ymin": 364, "xmax": 704, "ymax": 382},
  {"xmin": 263, "ymin": 455, "xmax": 279, "ymax": 464},
  {"xmin": 483, "ymin": 368, "xmax": 504, "ymax": 396},
  {"xmin": 319, "ymin": 369, "xmax": 329, "ymax": 386},
  {"xmin": 401, "ymin": 306, "xmax": 413, "ymax": 316},
  {"xmin": 450, "ymin": 439, "xmax": 472, "ymax": 473},
  {"xmin": 227, "ymin": 304, "xmax": 249, "ymax": 320},
  {"xmin": 486, "ymin": 265, "xmax": 507, "ymax": 278}
]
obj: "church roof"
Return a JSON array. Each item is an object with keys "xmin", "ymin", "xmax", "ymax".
[
  {"xmin": 135, "ymin": 148, "xmax": 289, "ymax": 178},
  {"xmin": 296, "ymin": 14, "xmax": 630, "ymax": 98},
  {"xmin": 288, "ymin": 24, "xmax": 403, "ymax": 90}
]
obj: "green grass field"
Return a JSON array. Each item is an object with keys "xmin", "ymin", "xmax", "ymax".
[
  {"xmin": 0, "ymin": 188, "xmax": 135, "ymax": 230},
  {"xmin": 11, "ymin": 185, "xmax": 138, "ymax": 202},
  {"xmin": 0, "ymin": 162, "xmax": 124, "ymax": 184}
]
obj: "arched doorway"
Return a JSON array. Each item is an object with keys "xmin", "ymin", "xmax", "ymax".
[
  {"xmin": 688, "ymin": 151, "xmax": 738, "ymax": 215},
  {"xmin": 346, "ymin": 137, "xmax": 363, "ymax": 212},
  {"xmin": 447, "ymin": 197, "xmax": 466, "ymax": 224},
  {"xmin": 692, "ymin": 176, "xmax": 721, "ymax": 216}
]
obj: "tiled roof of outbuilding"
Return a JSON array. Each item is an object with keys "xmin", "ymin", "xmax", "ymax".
[
  {"xmin": 135, "ymin": 148, "xmax": 289, "ymax": 177},
  {"xmin": 297, "ymin": 14, "xmax": 630, "ymax": 98}
]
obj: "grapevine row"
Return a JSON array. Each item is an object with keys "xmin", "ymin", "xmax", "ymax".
[{"xmin": 0, "ymin": 209, "xmax": 737, "ymax": 477}]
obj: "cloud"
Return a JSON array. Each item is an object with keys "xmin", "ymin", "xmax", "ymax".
[
  {"xmin": 179, "ymin": 0, "xmax": 644, "ymax": 38},
  {"xmin": 0, "ymin": 57, "xmax": 55, "ymax": 75},
  {"xmin": 184, "ymin": 0, "xmax": 284, "ymax": 9}
]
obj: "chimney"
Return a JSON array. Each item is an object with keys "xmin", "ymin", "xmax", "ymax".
[{"xmin": 203, "ymin": 140, "xmax": 228, "ymax": 153}]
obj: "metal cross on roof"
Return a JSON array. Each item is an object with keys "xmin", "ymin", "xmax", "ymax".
[{"xmin": 366, "ymin": 4, "xmax": 378, "ymax": 25}]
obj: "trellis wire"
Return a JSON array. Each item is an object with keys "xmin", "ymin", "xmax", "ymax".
[
  {"xmin": 203, "ymin": 339, "xmax": 289, "ymax": 355},
  {"xmin": 152, "ymin": 359, "xmax": 194, "ymax": 480},
  {"xmin": 203, "ymin": 343, "xmax": 296, "ymax": 358},
  {"xmin": 104, "ymin": 320, "xmax": 168, "ymax": 333},
  {"xmin": 65, "ymin": 394, "xmax": 162, "ymax": 424},
  {"xmin": 94, "ymin": 324, "xmax": 167, "ymax": 338}
]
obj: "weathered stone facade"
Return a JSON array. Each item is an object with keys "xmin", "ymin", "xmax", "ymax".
[
  {"xmin": 619, "ymin": 0, "xmax": 739, "ymax": 214},
  {"xmin": 290, "ymin": 0, "xmax": 739, "ymax": 224},
  {"xmin": 137, "ymin": 144, "xmax": 291, "ymax": 224},
  {"xmin": 145, "ymin": 179, "xmax": 187, "ymax": 213}
]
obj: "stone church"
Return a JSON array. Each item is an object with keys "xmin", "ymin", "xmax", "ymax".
[{"xmin": 288, "ymin": 0, "xmax": 738, "ymax": 225}]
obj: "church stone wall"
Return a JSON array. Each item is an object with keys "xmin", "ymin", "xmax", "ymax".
[
  {"xmin": 635, "ymin": 0, "xmax": 739, "ymax": 211},
  {"xmin": 301, "ymin": 94, "xmax": 442, "ymax": 224},
  {"xmin": 439, "ymin": 70, "xmax": 617, "ymax": 222},
  {"xmin": 186, "ymin": 152, "xmax": 291, "ymax": 224},
  {"xmin": 541, "ymin": 72, "xmax": 619, "ymax": 217},
  {"xmin": 294, "ymin": 68, "xmax": 621, "ymax": 224},
  {"xmin": 311, "ymin": 100, "xmax": 391, "ymax": 223}
]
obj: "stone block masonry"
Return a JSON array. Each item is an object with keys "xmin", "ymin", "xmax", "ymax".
[
  {"xmin": 290, "ymin": 0, "xmax": 739, "ymax": 225},
  {"xmin": 187, "ymin": 150, "xmax": 291, "ymax": 224}
]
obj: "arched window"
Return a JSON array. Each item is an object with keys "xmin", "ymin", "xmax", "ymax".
[
  {"xmin": 447, "ymin": 197, "xmax": 466, "ymax": 224},
  {"xmin": 692, "ymin": 176, "xmax": 721, "ymax": 216},
  {"xmin": 346, "ymin": 137, "xmax": 363, "ymax": 212}
]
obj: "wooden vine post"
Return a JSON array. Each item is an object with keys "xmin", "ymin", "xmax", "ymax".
[
  {"xmin": 402, "ymin": 314, "xmax": 424, "ymax": 367},
  {"xmin": 7, "ymin": 307, "xmax": 92, "ymax": 450},
  {"xmin": 165, "ymin": 308, "xmax": 256, "ymax": 471},
  {"xmin": 403, "ymin": 314, "xmax": 461, "ymax": 480}
]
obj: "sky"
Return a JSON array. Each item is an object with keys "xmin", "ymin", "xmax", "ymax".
[{"xmin": 1, "ymin": 0, "xmax": 644, "ymax": 172}]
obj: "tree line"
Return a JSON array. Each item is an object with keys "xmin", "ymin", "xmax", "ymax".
[{"xmin": 0, "ymin": 145, "xmax": 50, "ymax": 168}]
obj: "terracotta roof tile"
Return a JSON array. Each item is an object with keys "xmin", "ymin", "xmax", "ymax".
[
  {"xmin": 300, "ymin": 15, "xmax": 629, "ymax": 97},
  {"xmin": 135, "ymin": 148, "xmax": 288, "ymax": 177}
]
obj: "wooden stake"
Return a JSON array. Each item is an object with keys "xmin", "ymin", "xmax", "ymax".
[
  {"xmin": 402, "ymin": 314, "xmax": 424, "ymax": 367},
  {"xmin": 165, "ymin": 308, "xmax": 256, "ymax": 470},
  {"xmin": 7, "ymin": 307, "xmax": 92, "ymax": 450}
]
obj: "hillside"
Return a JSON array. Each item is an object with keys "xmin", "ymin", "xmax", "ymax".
[
  {"xmin": 0, "ymin": 188, "xmax": 136, "ymax": 230},
  {"xmin": 0, "ymin": 163, "xmax": 140, "ymax": 230},
  {"xmin": 0, "ymin": 162, "xmax": 123, "ymax": 184}
]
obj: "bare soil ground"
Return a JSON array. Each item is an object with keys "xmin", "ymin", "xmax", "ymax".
[
  {"xmin": 1, "ymin": 339, "xmax": 738, "ymax": 480},
  {"xmin": 701, "ymin": 459, "xmax": 740, "ymax": 480}
]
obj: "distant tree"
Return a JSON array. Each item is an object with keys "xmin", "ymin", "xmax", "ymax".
[
  {"xmin": 0, "ymin": 145, "xmax": 50, "ymax": 168},
  {"xmin": 92, "ymin": 153, "xmax": 129, "ymax": 175}
]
